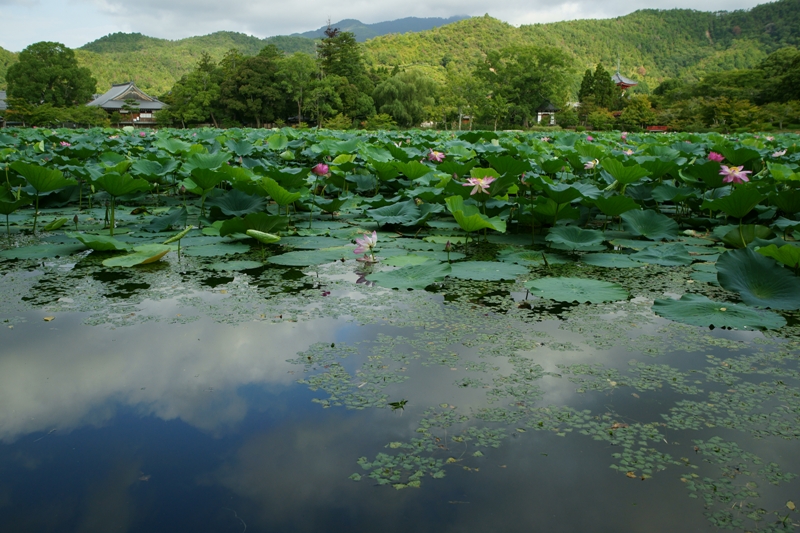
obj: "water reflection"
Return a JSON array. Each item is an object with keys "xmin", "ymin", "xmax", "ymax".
[{"xmin": 0, "ymin": 313, "xmax": 350, "ymax": 442}]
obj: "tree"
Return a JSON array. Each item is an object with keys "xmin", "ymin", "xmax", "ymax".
[
  {"xmin": 372, "ymin": 70, "xmax": 437, "ymax": 128},
  {"xmin": 619, "ymin": 95, "xmax": 657, "ymax": 130},
  {"xmin": 278, "ymin": 52, "xmax": 318, "ymax": 121},
  {"xmin": 7, "ymin": 42, "xmax": 96, "ymax": 107},
  {"xmin": 476, "ymin": 45, "xmax": 572, "ymax": 128},
  {"xmin": 219, "ymin": 46, "xmax": 284, "ymax": 127},
  {"xmin": 578, "ymin": 69, "xmax": 594, "ymax": 102},
  {"xmin": 165, "ymin": 52, "xmax": 222, "ymax": 127},
  {"xmin": 592, "ymin": 64, "xmax": 617, "ymax": 110}
]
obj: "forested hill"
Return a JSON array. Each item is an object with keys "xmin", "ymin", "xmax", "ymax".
[
  {"xmin": 1, "ymin": 0, "xmax": 798, "ymax": 97},
  {"xmin": 364, "ymin": 0, "xmax": 800, "ymax": 91},
  {"xmin": 296, "ymin": 16, "xmax": 469, "ymax": 42}
]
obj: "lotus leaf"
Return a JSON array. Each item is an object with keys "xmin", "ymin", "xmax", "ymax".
[
  {"xmin": 68, "ymin": 233, "xmax": 129, "ymax": 251},
  {"xmin": 145, "ymin": 207, "xmax": 188, "ymax": 233},
  {"xmin": 653, "ymin": 293, "xmax": 785, "ymax": 330},
  {"xmin": 716, "ymin": 248, "xmax": 800, "ymax": 309},
  {"xmin": 702, "ymin": 186, "xmax": 765, "ymax": 219},
  {"xmin": 367, "ymin": 262, "xmax": 451, "ymax": 290},
  {"xmin": 449, "ymin": 261, "xmax": 528, "ymax": 281},
  {"xmin": 206, "ymin": 189, "xmax": 266, "ymax": 217},
  {"xmin": 546, "ymin": 226, "xmax": 604, "ymax": 250},
  {"xmin": 630, "ymin": 243, "xmax": 692, "ymax": 266},
  {"xmin": 267, "ymin": 246, "xmax": 353, "ymax": 266},
  {"xmin": 102, "ymin": 244, "xmax": 171, "ymax": 267},
  {"xmin": 382, "ymin": 255, "xmax": 432, "ymax": 267},
  {"xmin": 497, "ymin": 249, "xmax": 571, "ymax": 265},
  {"xmin": 0, "ymin": 243, "xmax": 85, "ymax": 259},
  {"xmin": 524, "ymin": 277, "xmax": 628, "ymax": 303},
  {"xmin": 581, "ymin": 253, "xmax": 642, "ymax": 268},
  {"xmin": 208, "ymin": 260, "xmax": 264, "ymax": 271},
  {"xmin": 601, "ymin": 158, "xmax": 650, "ymax": 185},
  {"xmin": 593, "ymin": 195, "xmax": 640, "ymax": 217},
  {"xmin": 368, "ymin": 200, "xmax": 421, "ymax": 226},
  {"xmin": 756, "ymin": 243, "xmax": 800, "ymax": 271},
  {"xmin": 621, "ymin": 209, "xmax": 679, "ymax": 241},
  {"xmin": 182, "ymin": 243, "xmax": 251, "ymax": 257}
]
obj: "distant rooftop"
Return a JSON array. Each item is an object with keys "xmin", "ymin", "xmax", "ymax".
[{"xmin": 87, "ymin": 82, "xmax": 166, "ymax": 111}]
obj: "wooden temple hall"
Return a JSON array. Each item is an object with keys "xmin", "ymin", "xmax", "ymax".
[{"xmin": 87, "ymin": 82, "xmax": 166, "ymax": 125}]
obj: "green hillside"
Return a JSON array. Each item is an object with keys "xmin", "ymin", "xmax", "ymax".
[
  {"xmin": 2, "ymin": 0, "xmax": 799, "ymax": 96},
  {"xmin": 363, "ymin": 0, "xmax": 800, "ymax": 91}
]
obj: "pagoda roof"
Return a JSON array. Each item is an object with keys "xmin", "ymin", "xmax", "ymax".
[
  {"xmin": 0, "ymin": 90, "xmax": 7, "ymax": 112},
  {"xmin": 87, "ymin": 82, "xmax": 166, "ymax": 111},
  {"xmin": 537, "ymin": 101, "xmax": 559, "ymax": 112},
  {"xmin": 611, "ymin": 71, "xmax": 638, "ymax": 88}
]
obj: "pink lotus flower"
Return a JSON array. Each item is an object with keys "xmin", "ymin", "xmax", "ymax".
[
  {"xmin": 541, "ymin": 136, "xmax": 551, "ymax": 142},
  {"xmin": 621, "ymin": 132, "xmax": 628, "ymax": 141},
  {"xmin": 312, "ymin": 163, "xmax": 329, "ymax": 176},
  {"xmin": 427, "ymin": 150, "xmax": 445, "ymax": 163},
  {"xmin": 584, "ymin": 159, "xmax": 599, "ymax": 170},
  {"xmin": 59, "ymin": 141, "xmax": 71, "ymax": 147},
  {"xmin": 139, "ymin": 131, "xmax": 146, "ymax": 137},
  {"xmin": 586, "ymin": 135, "xmax": 594, "ymax": 142},
  {"xmin": 463, "ymin": 176, "xmax": 496, "ymax": 195},
  {"xmin": 354, "ymin": 231, "xmax": 377, "ymax": 255},
  {"xmin": 719, "ymin": 165, "xmax": 752, "ymax": 184},
  {"xmin": 624, "ymin": 149, "xmax": 634, "ymax": 156},
  {"xmin": 707, "ymin": 152, "xmax": 724, "ymax": 162},
  {"xmin": 772, "ymin": 150, "xmax": 787, "ymax": 157},
  {"xmin": 766, "ymin": 136, "xmax": 775, "ymax": 141}
]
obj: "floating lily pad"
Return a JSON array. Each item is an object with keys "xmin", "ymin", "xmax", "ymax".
[
  {"xmin": 68, "ymin": 232, "xmax": 130, "ymax": 251},
  {"xmin": 280, "ymin": 236, "xmax": 351, "ymax": 249},
  {"xmin": 268, "ymin": 246, "xmax": 353, "ymax": 266},
  {"xmin": 525, "ymin": 277, "xmax": 629, "ymax": 303},
  {"xmin": 653, "ymin": 294, "xmax": 786, "ymax": 330},
  {"xmin": 546, "ymin": 226, "xmax": 605, "ymax": 251},
  {"xmin": 449, "ymin": 261, "xmax": 528, "ymax": 281},
  {"xmin": 581, "ymin": 253, "xmax": 642, "ymax": 268},
  {"xmin": 102, "ymin": 244, "xmax": 171, "ymax": 267},
  {"xmin": 382, "ymin": 255, "xmax": 432, "ymax": 267},
  {"xmin": 0, "ymin": 243, "xmax": 85, "ymax": 259},
  {"xmin": 716, "ymin": 248, "xmax": 800, "ymax": 310},
  {"xmin": 367, "ymin": 262, "xmax": 451, "ymax": 290},
  {"xmin": 609, "ymin": 238, "xmax": 656, "ymax": 251},
  {"xmin": 497, "ymin": 249, "xmax": 571, "ymax": 265},
  {"xmin": 182, "ymin": 243, "xmax": 251, "ymax": 257},
  {"xmin": 621, "ymin": 209, "xmax": 679, "ymax": 241},
  {"xmin": 630, "ymin": 243, "xmax": 693, "ymax": 266},
  {"xmin": 208, "ymin": 260, "xmax": 264, "ymax": 271},
  {"xmin": 415, "ymin": 250, "xmax": 465, "ymax": 261}
]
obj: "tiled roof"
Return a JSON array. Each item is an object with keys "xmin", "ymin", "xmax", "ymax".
[
  {"xmin": 87, "ymin": 82, "xmax": 166, "ymax": 111},
  {"xmin": 611, "ymin": 71, "xmax": 638, "ymax": 87}
]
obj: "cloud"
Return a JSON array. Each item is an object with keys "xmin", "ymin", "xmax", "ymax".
[{"xmin": 0, "ymin": 314, "xmax": 346, "ymax": 442}]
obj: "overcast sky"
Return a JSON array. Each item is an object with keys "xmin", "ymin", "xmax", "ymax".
[{"xmin": 0, "ymin": 0, "xmax": 771, "ymax": 52}]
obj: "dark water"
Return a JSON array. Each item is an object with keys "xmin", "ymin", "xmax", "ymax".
[{"xmin": 0, "ymin": 257, "xmax": 798, "ymax": 533}]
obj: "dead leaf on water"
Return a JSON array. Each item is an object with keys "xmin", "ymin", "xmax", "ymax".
[
  {"xmin": 43, "ymin": 316, "xmax": 55, "ymax": 322},
  {"xmin": 788, "ymin": 501, "xmax": 796, "ymax": 511},
  {"xmin": 625, "ymin": 471, "xmax": 637, "ymax": 479}
]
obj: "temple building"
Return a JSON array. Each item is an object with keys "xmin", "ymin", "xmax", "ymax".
[
  {"xmin": 87, "ymin": 82, "xmax": 166, "ymax": 125},
  {"xmin": 611, "ymin": 71, "xmax": 638, "ymax": 95}
]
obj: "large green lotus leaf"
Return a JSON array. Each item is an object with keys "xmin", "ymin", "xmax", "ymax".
[
  {"xmin": 680, "ymin": 160, "xmax": 724, "ymax": 188},
  {"xmin": 601, "ymin": 158, "xmax": 650, "ymax": 185},
  {"xmin": 182, "ymin": 242, "xmax": 250, "ymax": 257},
  {"xmin": 630, "ymin": 243, "xmax": 692, "ymax": 266},
  {"xmin": 721, "ymin": 225, "xmax": 773, "ymax": 248},
  {"xmin": 593, "ymin": 195, "xmax": 640, "ymax": 217},
  {"xmin": 653, "ymin": 293, "xmax": 785, "ymax": 330},
  {"xmin": 423, "ymin": 235, "xmax": 466, "ymax": 244},
  {"xmin": 382, "ymin": 254, "xmax": 432, "ymax": 267},
  {"xmin": 266, "ymin": 133, "xmax": 289, "ymax": 151},
  {"xmin": 260, "ymin": 177, "xmax": 303, "ymax": 206},
  {"xmin": 0, "ymin": 243, "xmax": 85, "ymax": 259},
  {"xmin": 367, "ymin": 262, "xmax": 451, "ymax": 290},
  {"xmin": 415, "ymin": 250, "xmax": 465, "ymax": 261},
  {"xmin": 716, "ymin": 248, "xmax": 800, "ymax": 310},
  {"xmin": 359, "ymin": 145, "xmax": 393, "ymax": 162},
  {"xmin": 539, "ymin": 158, "xmax": 568, "ymax": 174},
  {"xmin": 771, "ymin": 189, "xmax": 800, "ymax": 215},
  {"xmin": 186, "ymin": 151, "xmax": 232, "ymax": 170},
  {"xmin": 524, "ymin": 277, "xmax": 629, "ymax": 303},
  {"xmin": 757, "ymin": 244, "xmax": 800, "ymax": 270},
  {"xmin": 581, "ymin": 253, "xmax": 642, "ymax": 268},
  {"xmin": 702, "ymin": 186, "xmax": 765, "ymax": 219},
  {"xmin": 546, "ymin": 226, "xmax": 604, "ymax": 250},
  {"xmin": 718, "ymin": 146, "xmax": 760, "ymax": 167},
  {"xmin": 225, "ymin": 139, "xmax": 254, "ymax": 157},
  {"xmin": 651, "ymin": 183, "xmax": 697, "ymax": 203},
  {"xmin": 0, "ymin": 194, "xmax": 32, "ymax": 215},
  {"xmin": 497, "ymin": 249, "xmax": 571, "ymax": 265},
  {"xmin": 102, "ymin": 244, "xmax": 171, "ymax": 267},
  {"xmin": 206, "ymin": 189, "xmax": 265, "ymax": 217},
  {"xmin": 279, "ymin": 236, "xmax": 350, "ymax": 249},
  {"xmin": 267, "ymin": 246, "xmax": 353, "ymax": 266},
  {"xmin": 641, "ymin": 159, "xmax": 680, "ymax": 180},
  {"xmin": 486, "ymin": 155, "xmax": 530, "ymax": 178},
  {"xmin": 208, "ymin": 260, "xmax": 264, "ymax": 271},
  {"xmin": 393, "ymin": 161, "xmax": 432, "ymax": 180},
  {"xmin": 191, "ymin": 168, "xmax": 227, "ymax": 192},
  {"xmin": 144, "ymin": 207, "xmax": 188, "ymax": 233},
  {"xmin": 313, "ymin": 197, "xmax": 347, "ymax": 214},
  {"xmin": 396, "ymin": 239, "xmax": 444, "ymax": 251},
  {"xmin": 10, "ymin": 162, "xmax": 77, "ymax": 193},
  {"xmin": 621, "ymin": 209, "xmax": 679, "ymax": 241},
  {"xmin": 94, "ymin": 172, "xmax": 150, "ymax": 197},
  {"xmin": 368, "ymin": 200, "xmax": 421, "ymax": 226},
  {"xmin": 154, "ymin": 137, "xmax": 191, "ymax": 154},
  {"xmin": 219, "ymin": 213, "xmax": 288, "ymax": 237},
  {"xmin": 449, "ymin": 261, "xmax": 528, "ymax": 281},
  {"xmin": 445, "ymin": 196, "xmax": 505, "ymax": 233},
  {"xmin": 68, "ymin": 232, "xmax": 129, "ymax": 251},
  {"xmin": 541, "ymin": 182, "xmax": 584, "ymax": 204}
]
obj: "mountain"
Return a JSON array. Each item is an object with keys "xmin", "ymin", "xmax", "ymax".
[
  {"xmin": 363, "ymin": 0, "xmax": 800, "ymax": 90},
  {"xmin": 1, "ymin": 1, "xmax": 798, "ymax": 98},
  {"xmin": 296, "ymin": 16, "xmax": 470, "ymax": 42}
]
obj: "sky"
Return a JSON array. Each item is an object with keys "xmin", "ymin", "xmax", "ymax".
[{"xmin": 0, "ymin": 0, "xmax": 772, "ymax": 52}]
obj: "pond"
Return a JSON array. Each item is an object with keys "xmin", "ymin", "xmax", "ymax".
[{"xmin": 1, "ymin": 227, "xmax": 798, "ymax": 533}]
